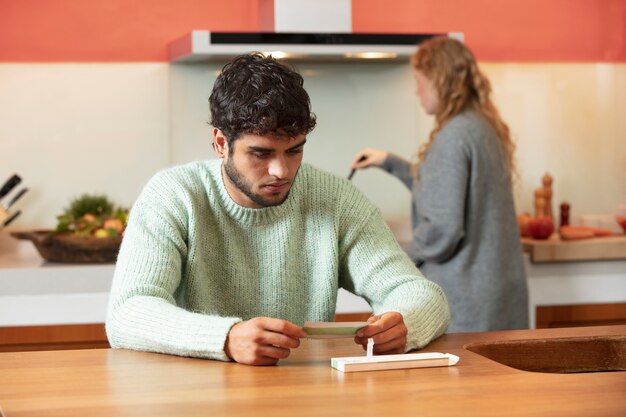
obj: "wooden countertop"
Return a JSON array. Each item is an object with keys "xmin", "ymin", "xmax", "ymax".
[
  {"xmin": 522, "ymin": 234, "xmax": 626, "ymax": 262},
  {"xmin": 1, "ymin": 325, "xmax": 625, "ymax": 416}
]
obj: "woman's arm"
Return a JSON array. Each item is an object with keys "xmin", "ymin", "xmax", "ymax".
[
  {"xmin": 411, "ymin": 128, "xmax": 470, "ymax": 264},
  {"xmin": 382, "ymin": 153, "xmax": 415, "ymax": 190}
]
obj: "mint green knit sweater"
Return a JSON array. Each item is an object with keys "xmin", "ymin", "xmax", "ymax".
[{"xmin": 106, "ymin": 160, "xmax": 450, "ymax": 361}]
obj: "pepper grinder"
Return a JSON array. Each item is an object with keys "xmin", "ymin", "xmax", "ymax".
[
  {"xmin": 542, "ymin": 173, "xmax": 553, "ymax": 219},
  {"xmin": 560, "ymin": 202, "xmax": 570, "ymax": 227},
  {"xmin": 534, "ymin": 189, "xmax": 546, "ymax": 218}
]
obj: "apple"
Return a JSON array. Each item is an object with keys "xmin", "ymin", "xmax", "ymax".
[
  {"xmin": 103, "ymin": 218, "xmax": 124, "ymax": 235},
  {"xmin": 528, "ymin": 216, "xmax": 554, "ymax": 240},
  {"xmin": 76, "ymin": 213, "xmax": 97, "ymax": 230}
]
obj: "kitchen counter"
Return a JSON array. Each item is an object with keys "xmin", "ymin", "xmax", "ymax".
[
  {"xmin": 0, "ymin": 233, "xmax": 370, "ymax": 326},
  {"xmin": 522, "ymin": 234, "xmax": 626, "ymax": 263},
  {"xmin": 0, "ymin": 234, "xmax": 112, "ymax": 326},
  {"xmin": 520, "ymin": 234, "xmax": 626, "ymax": 325},
  {"xmin": 0, "ymin": 325, "xmax": 624, "ymax": 416},
  {"xmin": 0, "ymin": 228, "xmax": 626, "ymax": 327},
  {"xmin": 2, "ymin": 230, "xmax": 626, "ymax": 328}
]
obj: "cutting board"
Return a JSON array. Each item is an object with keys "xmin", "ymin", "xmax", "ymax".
[{"xmin": 522, "ymin": 234, "xmax": 626, "ymax": 262}]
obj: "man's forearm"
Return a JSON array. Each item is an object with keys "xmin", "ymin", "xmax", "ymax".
[{"xmin": 106, "ymin": 296, "xmax": 241, "ymax": 361}]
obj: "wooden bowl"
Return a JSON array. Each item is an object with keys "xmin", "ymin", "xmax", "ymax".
[{"xmin": 11, "ymin": 230, "xmax": 122, "ymax": 263}]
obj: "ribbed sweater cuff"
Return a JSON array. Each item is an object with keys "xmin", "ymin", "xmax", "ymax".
[
  {"xmin": 403, "ymin": 288, "xmax": 450, "ymax": 351},
  {"xmin": 376, "ymin": 284, "xmax": 449, "ymax": 352}
]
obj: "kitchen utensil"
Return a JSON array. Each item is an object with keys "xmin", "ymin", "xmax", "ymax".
[
  {"xmin": 2, "ymin": 187, "xmax": 28, "ymax": 211},
  {"xmin": 0, "ymin": 174, "xmax": 21, "ymax": 202},
  {"xmin": 0, "ymin": 187, "xmax": 28, "ymax": 229},
  {"xmin": 1, "ymin": 210, "xmax": 21, "ymax": 230},
  {"xmin": 348, "ymin": 155, "xmax": 367, "ymax": 180}
]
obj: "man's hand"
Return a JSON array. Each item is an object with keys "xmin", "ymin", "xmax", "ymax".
[
  {"xmin": 225, "ymin": 317, "xmax": 308, "ymax": 366},
  {"xmin": 354, "ymin": 312, "xmax": 408, "ymax": 355}
]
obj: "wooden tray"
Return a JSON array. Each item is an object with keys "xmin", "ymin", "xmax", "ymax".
[{"xmin": 11, "ymin": 230, "xmax": 122, "ymax": 263}]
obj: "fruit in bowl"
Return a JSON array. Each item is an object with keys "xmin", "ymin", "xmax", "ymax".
[
  {"xmin": 11, "ymin": 194, "xmax": 129, "ymax": 263},
  {"xmin": 56, "ymin": 194, "xmax": 128, "ymax": 238}
]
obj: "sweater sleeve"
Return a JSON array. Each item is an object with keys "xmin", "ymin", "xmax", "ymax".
[
  {"xmin": 338, "ymin": 201, "xmax": 450, "ymax": 351},
  {"xmin": 411, "ymin": 126, "xmax": 469, "ymax": 264},
  {"xmin": 381, "ymin": 153, "xmax": 415, "ymax": 190},
  {"xmin": 105, "ymin": 172, "xmax": 240, "ymax": 361}
]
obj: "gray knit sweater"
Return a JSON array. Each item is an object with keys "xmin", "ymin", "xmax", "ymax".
[
  {"xmin": 382, "ymin": 110, "xmax": 529, "ymax": 332},
  {"xmin": 106, "ymin": 160, "xmax": 450, "ymax": 360}
]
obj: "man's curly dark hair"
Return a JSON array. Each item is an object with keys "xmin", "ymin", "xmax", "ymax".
[{"xmin": 209, "ymin": 53, "xmax": 317, "ymax": 145}]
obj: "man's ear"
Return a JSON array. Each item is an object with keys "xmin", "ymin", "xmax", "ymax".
[{"xmin": 213, "ymin": 128, "xmax": 228, "ymax": 159}]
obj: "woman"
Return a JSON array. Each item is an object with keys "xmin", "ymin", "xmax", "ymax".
[{"xmin": 351, "ymin": 37, "xmax": 528, "ymax": 332}]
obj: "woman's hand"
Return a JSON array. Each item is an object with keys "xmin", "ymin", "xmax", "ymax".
[{"xmin": 351, "ymin": 148, "xmax": 389, "ymax": 171}]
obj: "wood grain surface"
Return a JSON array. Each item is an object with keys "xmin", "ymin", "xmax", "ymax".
[
  {"xmin": 0, "ymin": 326, "xmax": 625, "ymax": 417},
  {"xmin": 522, "ymin": 235, "xmax": 626, "ymax": 262},
  {"xmin": 0, "ymin": 323, "xmax": 109, "ymax": 352}
]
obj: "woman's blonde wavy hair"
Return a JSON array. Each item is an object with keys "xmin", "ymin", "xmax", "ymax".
[{"xmin": 411, "ymin": 37, "xmax": 516, "ymax": 181}]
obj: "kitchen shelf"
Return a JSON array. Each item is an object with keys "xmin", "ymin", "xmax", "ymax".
[{"xmin": 522, "ymin": 235, "xmax": 626, "ymax": 263}]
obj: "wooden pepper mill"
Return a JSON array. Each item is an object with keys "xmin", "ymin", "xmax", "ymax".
[
  {"xmin": 534, "ymin": 189, "xmax": 547, "ymax": 218},
  {"xmin": 541, "ymin": 173, "xmax": 553, "ymax": 219}
]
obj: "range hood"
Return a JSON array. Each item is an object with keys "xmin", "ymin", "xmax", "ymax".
[{"xmin": 168, "ymin": 31, "xmax": 462, "ymax": 62}]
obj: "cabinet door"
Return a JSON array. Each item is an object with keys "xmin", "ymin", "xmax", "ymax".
[
  {"xmin": 0, "ymin": 323, "xmax": 109, "ymax": 352},
  {"xmin": 536, "ymin": 302, "xmax": 626, "ymax": 328}
]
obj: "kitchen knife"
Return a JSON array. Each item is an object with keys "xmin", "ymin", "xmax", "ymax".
[
  {"xmin": 2, "ymin": 187, "xmax": 28, "ymax": 210},
  {"xmin": 0, "ymin": 174, "xmax": 21, "ymax": 202},
  {"xmin": 0, "ymin": 210, "xmax": 20, "ymax": 230}
]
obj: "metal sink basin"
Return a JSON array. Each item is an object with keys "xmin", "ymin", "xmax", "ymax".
[{"xmin": 464, "ymin": 335, "xmax": 626, "ymax": 373}]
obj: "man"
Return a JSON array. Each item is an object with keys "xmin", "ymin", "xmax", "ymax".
[{"xmin": 106, "ymin": 53, "xmax": 450, "ymax": 366}]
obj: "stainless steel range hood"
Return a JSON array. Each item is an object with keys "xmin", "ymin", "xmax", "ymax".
[{"xmin": 168, "ymin": 31, "xmax": 463, "ymax": 63}]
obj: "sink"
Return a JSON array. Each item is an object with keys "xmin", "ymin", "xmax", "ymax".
[{"xmin": 464, "ymin": 335, "xmax": 626, "ymax": 373}]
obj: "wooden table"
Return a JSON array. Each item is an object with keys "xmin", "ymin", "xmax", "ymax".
[{"xmin": 1, "ymin": 326, "xmax": 625, "ymax": 417}]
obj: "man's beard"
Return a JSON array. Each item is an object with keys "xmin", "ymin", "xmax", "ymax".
[{"xmin": 223, "ymin": 157, "xmax": 294, "ymax": 207}]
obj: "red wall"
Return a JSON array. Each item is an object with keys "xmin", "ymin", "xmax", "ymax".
[
  {"xmin": 353, "ymin": 0, "xmax": 626, "ymax": 62},
  {"xmin": 0, "ymin": 0, "xmax": 258, "ymax": 62},
  {"xmin": 0, "ymin": 0, "xmax": 624, "ymax": 62}
]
